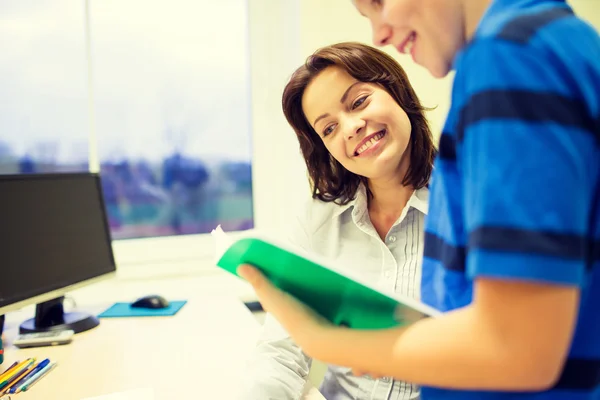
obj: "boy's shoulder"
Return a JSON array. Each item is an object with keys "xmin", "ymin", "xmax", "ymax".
[
  {"xmin": 472, "ymin": 0, "xmax": 597, "ymax": 52},
  {"xmin": 475, "ymin": 1, "xmax": 571, "ymax": 42},
  {"xmin": 454, "ymin": 0, "xmax": 600, "ymax": 115}
]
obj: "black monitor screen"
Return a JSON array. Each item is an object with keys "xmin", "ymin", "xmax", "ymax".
[{"xmin": 0, "ymin": 173, "xmax": 116, "ymax": 308}]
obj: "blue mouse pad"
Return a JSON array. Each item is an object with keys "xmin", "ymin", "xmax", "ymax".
[{"xmin": 98, "ymin": 300, "xmax": 187, "ymax": 318}]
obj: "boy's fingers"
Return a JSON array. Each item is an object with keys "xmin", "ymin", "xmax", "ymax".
[
  {"xmin": 237, "ymin": 264, "xmax": 263, "ymax": 286},
  {"xmin": 237, "ymin": 264, "xmax": 315, "ymax": 330},
  {"xmin": 237, "ymin": 264, "xmax": 285, "ymax": 313}
]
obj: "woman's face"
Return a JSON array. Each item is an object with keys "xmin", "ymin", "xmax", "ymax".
[
  {"xmin": 302, "ymin": 66, "xmax": 411, "ymax": 182},
  {"xmin": 353, "ymin": 0, "xmax": 464, "ymax": 78}
]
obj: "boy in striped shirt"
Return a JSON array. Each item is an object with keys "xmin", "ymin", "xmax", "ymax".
[{"xmin": 239, "ymin": 0, "xmax": 600, "ymax": 398}]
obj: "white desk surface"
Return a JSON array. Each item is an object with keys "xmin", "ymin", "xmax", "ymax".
[{"xmin": 1, "ymin": 271, "xmax": 325, "ymax": 400}]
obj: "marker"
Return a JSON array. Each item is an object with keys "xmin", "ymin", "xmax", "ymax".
[
  {"xmin": 8, "ymin": 358, "xmax": 50, "ymax": 394},
  {"xmin": 21, "ymin": 362, "xmax": 57, "ymax": 392}
]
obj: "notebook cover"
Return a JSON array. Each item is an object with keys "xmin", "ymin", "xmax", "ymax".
[{"xmin": 217, "ymin": 234, "xmax": 440, "ymax": 330}]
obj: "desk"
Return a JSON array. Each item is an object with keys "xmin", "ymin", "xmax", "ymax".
[{"xmin": 1, "ymin": 273, "xmax": 325, "ymax": 400}]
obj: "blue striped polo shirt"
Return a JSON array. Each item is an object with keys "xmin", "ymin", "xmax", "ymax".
[{"xmin": 421, "ymin": 0, "xmax": 600, "ymax": 399}]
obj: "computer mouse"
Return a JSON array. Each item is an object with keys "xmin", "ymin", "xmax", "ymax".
[{"xmin": 130, "ymin": 295, "xmax": 170, "ymax": 309}]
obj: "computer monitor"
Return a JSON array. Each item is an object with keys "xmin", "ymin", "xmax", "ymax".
[{"xmin": 0, "ymin": 173, "xmax": 116, "ymax": 334}]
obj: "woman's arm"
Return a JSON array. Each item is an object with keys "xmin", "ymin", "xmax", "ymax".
[
  {"xmin": 241, "ymin": 313, "xmax": 313, "ymax": 400},
  {"xmin": 239, "ymin": 265, "xmax": 580, "ymax": 391},
  {"xmin": 240, "ymin": 199, "xmax": 317, "ymax": 399}
]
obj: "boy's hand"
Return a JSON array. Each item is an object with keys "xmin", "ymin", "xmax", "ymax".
[
  {"xmin": 238, "ymin": 264, "xmax": 401, "ymax": 379},
  {"xmin": 237, "ymin": 264, "xmax": 337, "ymax": 356}
]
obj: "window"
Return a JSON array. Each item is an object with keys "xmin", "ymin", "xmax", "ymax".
[
  {"xmin": 93, "ymin": 0, "xmax": 254, "ymax": 239},
  {"xmin": 0, "ymin": 0, "xmax": 254, "ymax": 240},
  {"xmin": 0, "ymin": 1, "xmax": 89, "ymax": 174}
]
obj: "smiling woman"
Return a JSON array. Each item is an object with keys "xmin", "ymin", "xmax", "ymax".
[
  {"xmin": 241, "ymin": 42, "xmax": 437, "ymax": 400},
  {"xmin": 302, "ymin": 66, "xmax": 413, "ymax": 184},
  {"xmin": 282, "ymin": 42, "xmax": 436, "ymax": 205}
]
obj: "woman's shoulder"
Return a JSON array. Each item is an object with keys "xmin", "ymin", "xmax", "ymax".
[{"xmin": 296, "ymin": 196, "xmax": 354, "ymax": 234}]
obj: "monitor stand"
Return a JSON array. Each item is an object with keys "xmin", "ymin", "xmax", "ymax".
[{"xmin": 19, "ymin": 296, "xmax": 99, "ymax": 334}]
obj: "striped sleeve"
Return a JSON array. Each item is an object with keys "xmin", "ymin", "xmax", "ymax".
[{"xmin": 458, "ymin": 39, "xmax": 598, "ymax": 286}]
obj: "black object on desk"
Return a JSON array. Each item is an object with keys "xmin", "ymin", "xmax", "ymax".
[
  {"xmin": 0, "ymin": 173, "xmax": 117, "ymax": 335},
  {"xmin": 131, "ymin": 295, "xmax": 170, "ymax": 309},
  {"xmin": 244, "ymin": 301, "xmax": 263, "ymax": 313}
]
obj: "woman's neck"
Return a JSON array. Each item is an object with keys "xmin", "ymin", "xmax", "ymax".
[
  {"xmin": 367, "ymin": 177, "xmax": 414, "ymax": 240},
  {"xmin": 368, "ymin": 179, "xmax": 413, "ymax": 217}
]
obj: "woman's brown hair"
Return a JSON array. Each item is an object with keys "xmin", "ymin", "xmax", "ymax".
[{"xmin": 282, "ymin": 42, "xmax": 437, "ymax": 204}]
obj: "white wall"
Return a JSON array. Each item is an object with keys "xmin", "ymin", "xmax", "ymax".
[
  {"xmin": 248, "ymin": 0, "xmax": 309, "ymax": 234},
  {"xmin": 571, "ymin": 0, "xmax": 600, "ymax": 27}
]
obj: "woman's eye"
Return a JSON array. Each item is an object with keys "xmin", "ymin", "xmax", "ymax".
[
  {"xmin": 323, "ymin": 124, "xmax": 336, "ymax": 137},
  {"xmin": 352, "ymin": 96, "xmax": 368, "ymax": 110}
]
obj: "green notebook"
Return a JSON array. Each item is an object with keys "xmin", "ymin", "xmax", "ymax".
[{"xmin": 216, "ymin": 232, "xmax": 440, "ymax": 330}]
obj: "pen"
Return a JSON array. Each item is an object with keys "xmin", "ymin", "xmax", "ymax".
[
  {"xmin": 21, "ymin": 362, "xmax": 57, "ymax": 392},
  {"xmin": 0, "ymin": 359, "xmax": 35, "ymax": 390},
  {"xmin": 8, "ymin": 358, "xmax": 50, "ymax": 394}
]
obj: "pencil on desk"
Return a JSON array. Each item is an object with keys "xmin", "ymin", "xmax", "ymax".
[
  {"xmin": 21, "ymin": 362, "xmax": 57, "ymax": 392},
  {"xmin": 0, "ymin": 362, "xmax": 18, "ymax": 381},
  {"xmin": 0, "ymin": 365, "xmax": 34, "ymax": 395}
]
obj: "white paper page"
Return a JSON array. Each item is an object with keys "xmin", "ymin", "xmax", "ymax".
[{"xmin": 211, "ymin": 224, "xmax": 233, "ymax": 263}]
